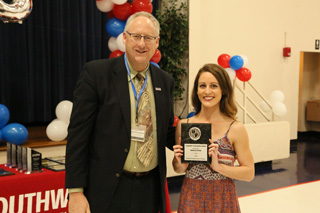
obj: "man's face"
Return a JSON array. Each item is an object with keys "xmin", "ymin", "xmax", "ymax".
[{"xmin": 123, "ymin": 16, "xmax": 159, "ymax": 71}]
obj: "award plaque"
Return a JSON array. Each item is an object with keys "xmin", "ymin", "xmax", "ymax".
[
  {"xmin": 44, "ymin": 156, "xmax": 66, "ymax": 164},
  {"xmin": 0, "ymin": 168, "xmax": 15, "ymax": 177},
  {"xmin": 10, "ymin": 144, "xmax": 18, "ymax": 168},
  {"xmin": 181, "ymin": 123, "xmax": 211, "ymax": 164},
  {"xmin": 25, "ymin": 148, "xmax": 43, "ymax": 174},
  {"xmin": 42, "ymin": 157, "xmax": 65, "ymax": 172},
  {"xmin": 22, "ymin": 146, "xmax": 28, "ymax": 172},
  {"xmin": 5, "ymin": 143, "xmax": 12, "ymax": 167},
  {"xmin": 16, "ymin": 145, "xmax": 23, "ymax": 171}
]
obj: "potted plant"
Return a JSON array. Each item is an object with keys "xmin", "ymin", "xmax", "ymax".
[{"xmin": 156, "ymin": 0, "xmax": 188, "ymax": 101}]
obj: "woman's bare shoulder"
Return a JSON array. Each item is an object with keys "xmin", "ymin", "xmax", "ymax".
[
  {"xmin": 179, "ymin": 118, "xmax": 189, "ymax": 124},
  {"xmin": 231, "ymin": 121, "xmax": 246, "ymax": 131},
  {"xmin": 229, "ymin": 121, "xmax": 248, "ymax": 141}
]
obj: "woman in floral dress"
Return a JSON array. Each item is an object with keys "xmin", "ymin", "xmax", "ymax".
[{"xmin": 173, "ymin": 64, "xmax": 255, "ymax": 212}]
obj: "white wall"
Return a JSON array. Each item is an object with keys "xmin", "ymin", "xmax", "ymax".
[{"xmin": 189, "ymin": 0, "xmax": 320, "ymax": 140}]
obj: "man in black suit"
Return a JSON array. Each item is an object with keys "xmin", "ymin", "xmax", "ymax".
[{"xmin": 65, "ymin": 12, "xmax": 175, "ymax": 213}]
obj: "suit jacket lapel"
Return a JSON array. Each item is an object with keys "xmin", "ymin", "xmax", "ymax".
[
  {"xmin": 150, "ymin": 66, "xmax": 164, "ymax": 143},
  {"xmin": 112, "ymin": 56, "xmax": 131, "ymax": 140}
]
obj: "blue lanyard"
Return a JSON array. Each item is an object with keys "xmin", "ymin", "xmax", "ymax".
[{"xmin": 124, "ymin": 53, "xmax": 149, "ymax": 123}]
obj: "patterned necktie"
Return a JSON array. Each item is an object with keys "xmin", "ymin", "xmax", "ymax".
[{"xmin": 135, "ymin": 73, "xmax": 154, "ymax": 167}]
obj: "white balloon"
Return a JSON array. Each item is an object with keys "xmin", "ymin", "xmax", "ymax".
[
  {"xmin": 272, "ymin": 102, "xmax": 287, "ymax": 117},
  {"xmin": 225, "ymin": 68, "xmax": 236, "ymax": 81},
  {"xmin": 270, "ymin": 90, "xmax": 285, "ymax": 104},
  {"xmin": 239, "ymin": 55, "xmax": 249, "ymax": 67},
  {"xmin": 56, "ymin": 100, "xmax": 73, "ymax": 124},
  {"xmin": 0, "ymin": 0, "xmax": 32, "ymax": 23},
  {"xmin": 46, "ymin": 120, "xmax": 68, "ymax": 141},
  {"xmin": 116, "ymin": 33, "xmax": 126, "ymax": 52},
  {"xmin": 108, "ymin": 37, "xmax": 118, "ymax": 52},
  {"xmin": 96, "ymin": 0, "xmax": 114, "ymax": 12},
  {"xmin": 259, "ymin": 101, "xmax": 271, "ymax": 112},
  {"xmin": 111, "ymin": 0, "xmax": 127, "ymax": 5}
]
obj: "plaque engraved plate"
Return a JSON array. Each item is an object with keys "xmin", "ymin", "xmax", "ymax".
[{"xmin": 181, "ymin": 123, "xmax": 211, "ymax": 164}]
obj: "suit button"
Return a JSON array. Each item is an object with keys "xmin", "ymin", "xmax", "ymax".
[
  {"xmin": 115, "ymin": 173, "xmax": 120, "ymax": 178},
  {"xmin": 124, "ymin": 148, "xmax": 129, "ymax": 153}
]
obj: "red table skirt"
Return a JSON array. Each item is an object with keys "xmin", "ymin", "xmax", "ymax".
[
  {"xmin": 0, "ymin": 164, "xmax": 68, "ymax": 213},
  {"xmin": 0, "ymin": 164, "xmax": 172, "ymax": 213}
]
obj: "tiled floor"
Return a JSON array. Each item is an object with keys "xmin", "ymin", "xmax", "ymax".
[
  {"xmin": 167, "ymin": 131, "xmax": 320, "ymax": 212},
  {"xmin": 238, "ymin": 180, "xmax": 320, "ymax": 213}
]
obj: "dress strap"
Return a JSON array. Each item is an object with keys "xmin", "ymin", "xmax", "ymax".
[{"xmin": 226, "ymin": 120, "xmax": 236, "ymax": 135}]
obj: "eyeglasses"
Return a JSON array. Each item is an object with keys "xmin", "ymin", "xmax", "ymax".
[{"xmin": 126, "ymin": 31, "xmax": 158, "ymax": 43}]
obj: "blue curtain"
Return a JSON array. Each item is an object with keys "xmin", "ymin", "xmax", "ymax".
[{"xmin": 0, "ymin": 0, "xmax": 159, "ymax": 125}]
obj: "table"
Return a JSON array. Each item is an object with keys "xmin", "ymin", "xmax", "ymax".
[
  {"xmin": 0, "ymin": 164, "xmax": 68, "ymax": 213},
  {"xmin": 0, "ymin": 164, "xmax": 172, "ymax": 213},
  {"xmin": 0, "ymin": 125, "xmax": 172, "ymax": 212}
]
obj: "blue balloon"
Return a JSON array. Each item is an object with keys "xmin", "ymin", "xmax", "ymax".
[
  {"xmin": 0, "ymin": 130, "xmax": 2, "ymax": 141},
  {"xmin": 106, "ymin": 18, "xmax": 126, "ymax": 37},
  {"xmin": 229, "ymin": 55, "xmax": 244, "ymax": 70},
  {"xmin": 150, "ymin": 61, "xmax": 160, "ymax": 68},
  {"xmin": 2, "ymin": 123, "xmax": 28, "ymax": 145},
  {"xmin": 0, "ymin": 104, "xmax": 10, "ymax": 129},
  {"xmin": 187, "ymin": 111, "xmax": 195, "ymax": 118}
]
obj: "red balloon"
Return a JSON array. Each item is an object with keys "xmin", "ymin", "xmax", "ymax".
[
  {"xmin": 109, "ymin": 50, "xmax": 124, "ymax": 58},
  {"xmin": 132, "ymin": 0, "xmax": 153, "ymax": 14},
  {"xmin": 217, "ymin": 54, "xmax": 231, "ymax": 68},
  {"xmin": 173, "ymin": 116, "xmax": 180, "ymax": 127},
  {"xmin": 107, "ymin": 10, "xmax": 115, "ymax": 18},
  {"xmin": 150, "ymin": 49, "xmax": 161, "ymax": 63},
  {"xmin": 113, "ymin": 3, "xmax": 133, "ymax": 20},
  {"xmin": 236, "ymin": 67, "xmax": 252, "ymax": 82}
]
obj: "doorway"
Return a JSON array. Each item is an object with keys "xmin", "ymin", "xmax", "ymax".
[{"xmin": 298, "ymin": 52, "xmax": 320, "ymax": 132}]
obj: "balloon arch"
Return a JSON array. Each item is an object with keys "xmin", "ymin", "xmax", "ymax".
[{"xmin": 0, "ymin": 0, "xmax": 33, "ymax": 24}]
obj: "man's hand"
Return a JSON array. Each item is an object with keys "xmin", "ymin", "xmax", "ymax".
[{"xmin": 68, "ymin": 192, "xmax": 91, "ymax": 213}]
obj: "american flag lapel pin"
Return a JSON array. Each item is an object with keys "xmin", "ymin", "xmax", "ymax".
[{"xmin": 155, "ymin": 87, "xmax": 162, "ymax": 91}]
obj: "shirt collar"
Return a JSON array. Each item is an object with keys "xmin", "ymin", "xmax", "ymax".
[{"xmin": 127, "ymin": 61, "xmax": 149, "ymax": 82}]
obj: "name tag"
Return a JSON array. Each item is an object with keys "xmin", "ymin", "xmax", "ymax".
[{"xmin": 131, "ymin": 125, "xmax": 146, "ymax": 142}]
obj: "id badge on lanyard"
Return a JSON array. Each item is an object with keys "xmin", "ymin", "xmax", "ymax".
[
  {"xmin": 124, "ymin": 53, "xmax": 149, "ymax": 143},
  {"xmin": 131, "ymin": 125, "xmax": 146, "ymax": 142}
]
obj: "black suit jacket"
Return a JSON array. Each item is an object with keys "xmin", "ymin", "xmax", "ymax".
[{"xmin": 65, "ymin": 55, "xmax": 175, "ymax": 212}]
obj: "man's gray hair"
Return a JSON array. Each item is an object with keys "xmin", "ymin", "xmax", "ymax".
[{"xmin": 124, "ymin": 12, "xmax": 160, "ymax": 36}]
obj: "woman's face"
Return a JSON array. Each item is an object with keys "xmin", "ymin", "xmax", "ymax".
[{"xmin": 197, "ymin": 71, "xmax": 222, "ymax": 109}]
